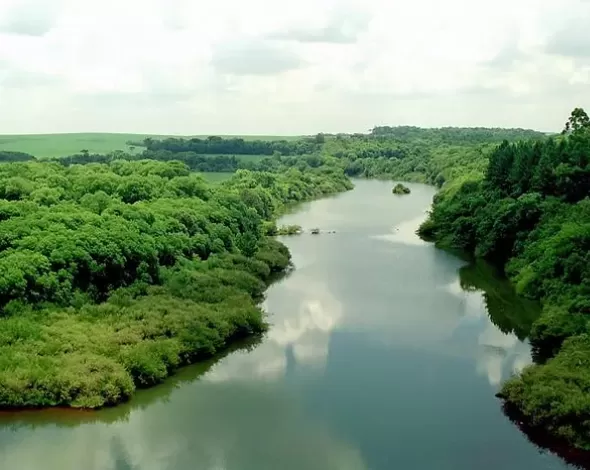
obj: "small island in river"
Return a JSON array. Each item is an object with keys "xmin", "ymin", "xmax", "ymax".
[
  {"xmin": 276, "ymin": 225, "xmax": 335, "ymax": 235},
  {"xmin": 276, "ymin": 224, "xmax": 303, "ymax": 235},
  {"xmin": 392, "ymin": 183, "xmax": 411, "ymax": 195}
]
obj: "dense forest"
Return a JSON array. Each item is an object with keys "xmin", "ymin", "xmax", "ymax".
[
  {"xmin": 0, "ymin": 157, "xmax": 351, "ymax": 408},
  {"xmin": 0, "ymin": 151, "xmax": 35, "ymax": 163},
  {"xmin": 369, "ymin": 125, "xmax": 545, "ymax": 143},
  {"xmin": 56, "ymin": 150, "xmax": 245, "ymax": 173},
  {"xmin": 320, "ymin": 128, "xmax": 546, "ymax": 186},
  {"xmin": 132, "ymin": 136, "xmax": 321, "ymax": 156},
  {"xmin": 418, "ymin": 108, "xmax": 590, "ymax": 449}
]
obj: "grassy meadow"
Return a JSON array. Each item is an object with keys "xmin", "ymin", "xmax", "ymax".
[{"xmin": 0, "ymin": 133, "xmax": 303, "ymax": 159}]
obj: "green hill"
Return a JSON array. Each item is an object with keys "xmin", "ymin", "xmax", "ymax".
[{"xmin": 0, "ymin": 133, "xmax": 302, "ymax": 159}]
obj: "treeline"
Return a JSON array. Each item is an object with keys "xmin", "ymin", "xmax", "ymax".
[
  {"xmin": 134, "ymin": 136, "xmax": 320, "ymax": 156},
  {"xmin": 0, "ymin": 151, "xmax": 35, "ymax": 163},
  {"xmin": 370, "ymin": 125, "xmax": 545, "ymax": 144},
  {"xmin": 57, "ymin": 150, "xmax": 243, "ymax": 173},
  {"xmin": 51, "ymin": 128, "xmax": 545, "ymax": 184},
  {"xmin": 418, "ymin": 109, "xmax": 590, "ymax": 449},
  {"xmin": 322, "ymin": 132, "xmax": 512, "ymax": 186},
  {"xmin": 486, "ymin": 133, "xmax": 590, "ymax": 202},
  {"xmin": 0, "ymin": 158, "xmax": 352, "ymax": 408},
  {"xmin": 54, "ymin": 149, "xmax": 336, "ymax": 175}
]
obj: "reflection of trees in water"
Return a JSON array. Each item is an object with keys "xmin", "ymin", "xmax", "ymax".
[
  {"xmin": 460, "ymin": 261, "xmax": 589, "ymax": 468},
  {"xmin": 459, "ymin": 260, "xmax": 540, "ymax": 341},
  {"xmin": 502, "ymin": 402, "xmax": 590, "ymax": 470}
]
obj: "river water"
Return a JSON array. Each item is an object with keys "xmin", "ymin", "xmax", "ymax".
[{"xmin": 0, "ymin": 180, "xmax": 575, "ymax": 470}]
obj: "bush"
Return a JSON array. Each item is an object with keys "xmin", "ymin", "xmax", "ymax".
[{"xmin": 501, "ymin": 334, "xmax": 590, "ymax": 449}]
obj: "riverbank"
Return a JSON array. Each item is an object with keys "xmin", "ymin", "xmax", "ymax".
[
  {"xmin": 0, "ymin": 159, "xmax": 352, "ymax": 409},
  {"xmin": 417, "ymin": 127, "xmax": 590, "ymax": 450}
]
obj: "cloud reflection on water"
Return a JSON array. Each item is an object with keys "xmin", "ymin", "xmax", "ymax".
[
  {"xmin": 203, "ymin": 272, "xmax": 343, "ymax": 383},
  {"xmin": 444, "ymin": 278, "xmax": 533, "ymax": 387}
]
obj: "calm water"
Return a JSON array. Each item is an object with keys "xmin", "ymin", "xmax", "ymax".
[{"xmin": 0, "ymin": 180, "xmax": 576, "ymax": 470}]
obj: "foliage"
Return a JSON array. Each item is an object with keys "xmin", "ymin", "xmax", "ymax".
[
  {"xmin": 48, "ymin": 128, "xmax": 539, "ymax": 182},
  {"xmin": 500, "ymin": 334, "xmax": 590, "ymax": 450},
  {"xmin": 369, "ymin": 125, "xmax": 544, "ymax": 143},
  {"xmin": 0, "ymin": 133, "xmax": 300, "ymax": 159},
  {"xmin": 392, "ymin": 183, "xmax": 411, "ymax": 195},
  {"xmin": 319, "ymin": 128, "xmax": 536, "ymax": 185},
  {"xmin": 0, "ymin": 151, "xmax": 36, "ymax": 163},
  {"xmin": 56, "ymin": 151, "xmax": 244, "ymax": 173},
  {"xmin": 562, "ymin": 108, "xmax": 590, "ymax": 135},
  {"xmin": 276, "ymin": 225, "xmax": 302, "ymax": 235},
  {"xmin": 53, "ymin": 143, "xmax": 348, "ymax": 175},
  {"xmin": 419, "ymin": 108, "xmax": 590, "ymax": 448},
  {"xmin": 0, "ymin": 157, "xmax": 351, "ymax": 408},
  {"xmin": 137, "ymin": 136, "xmax": 319, "ymax": 156}
]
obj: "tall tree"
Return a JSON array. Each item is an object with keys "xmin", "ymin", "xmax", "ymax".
[{"xmin": 562, "ymin": 107, "xmax": 590, "ymax": 135}]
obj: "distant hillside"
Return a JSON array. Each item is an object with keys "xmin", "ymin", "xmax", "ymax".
[
  {"xmin": 368, "ymin": 126, "xmax": 546, "ymax": 143},
  {"xmin": 0, "ymin": 133, "xmax": 303, "ymax": 159}
]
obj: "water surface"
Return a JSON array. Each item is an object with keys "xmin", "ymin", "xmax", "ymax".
[{"xmin": 0, "ymin": 180, "xmax": 575, "ymax": 470}]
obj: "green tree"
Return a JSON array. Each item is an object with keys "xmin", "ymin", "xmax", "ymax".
[{"xmin": 562, "ymin": 107, "xmax": 590, "ymax": 134}]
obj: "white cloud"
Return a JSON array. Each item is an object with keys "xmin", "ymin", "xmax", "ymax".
[
  {"xmin": 546, "ymin": 2, "xmax": 590, "ymax": 58},
  {"xmin": 0, "ymin": 0, "xmax": 60, "ymax": 36},
  {"xmin": 0, "ymin": 0, "xmax": 589, "ymax": 134},
  {"xmin": 211, "ymin": 40, "xmax": 305, "ymax": 76},
  {"xmin": 268, "ymin": 3, "xmax": 371, "ymax": 44}
]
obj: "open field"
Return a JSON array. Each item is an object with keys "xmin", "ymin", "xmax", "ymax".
[{"xmin": 0, "ymin": 133, "xmax": 303, "ymax": 159}]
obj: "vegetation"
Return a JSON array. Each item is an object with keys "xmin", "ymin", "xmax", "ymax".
[
  {"xmin": 369, "ymin": 126, "xmax": 545, "ymax": 143},
  {"xmin": 198, "ymin": 172, "xmax": 235, "ymax": 183},
  {"xmin": 276, "ymin": 225, "xmax": 302, "ymax": 236},
  {"xmin": 0, "ymin": 157, "xmax": 351, "ymax": 408},
  {"xmin": 0, "ymin": 134, "xmax": 149, "ymax": 159},
  {"xmin": 55, "ymin": 151, "xmax": 274, "ymax": 173},
  {"xmin": 0, "ymin": 151, "xmax": 35, "ymax": 163},
  {"xmin": 417, "ymin": 109, "xmax": 590, "ymax": 449},
  {"xmin": 392, "ymin": 183, "xmax": 411, "ymax": 195},
  {"xmin": 0, "ymin": 134, "xmax": 302, "ymax": 159},
  {"xmin": 37, "ymin": 127, "xmax": 541, "ymax": 185},
  {"xmin": 135, "ymin": 135, "xmax": 320, "ymax": 156},
  {"xmin": 4, "ymin": 128, "xmax": 542, "ymax": 185},
  {"xmin": 318, "ymin": 127, "xmax": 543, "ymax": 186}
]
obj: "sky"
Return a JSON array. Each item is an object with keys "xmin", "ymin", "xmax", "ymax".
[{"xmin": 0, "ymin": 0, "xmax": 589, "ymax": 135}]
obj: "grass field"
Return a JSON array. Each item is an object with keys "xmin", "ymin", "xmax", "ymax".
[{"xmin": 0, "ymin": 133, "xmax": 303, "ymax": 159}]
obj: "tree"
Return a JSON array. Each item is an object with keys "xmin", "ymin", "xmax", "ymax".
[
  {"xmin": 562, "ymin": 107, "xmax": 590, "ymax": 135},
  {"xmin": 0, "ymin": 154, "xmax": 353, "ymax": 409}
]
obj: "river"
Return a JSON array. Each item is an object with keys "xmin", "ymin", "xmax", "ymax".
[{"xmin": 0, "ymin": 180, "xmax": 576, "ymax": 470}]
